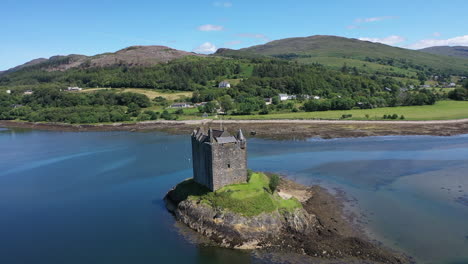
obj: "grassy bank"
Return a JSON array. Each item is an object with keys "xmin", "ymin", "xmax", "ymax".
[
  {"xmin": 172, "ymin": 173, "xmax": 302, "ymax": 217},
  {"xmin": 224, "ymin": 101, "xmax": 468, "ymax": 121},
  {"xmin": 81, "ymin": 87, "xmax": 192, "ymax": 100}
]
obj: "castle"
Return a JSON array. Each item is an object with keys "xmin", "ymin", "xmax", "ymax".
[{"xmin": 191, "ymin": 127, "xmax": 247, "ymax": 191}]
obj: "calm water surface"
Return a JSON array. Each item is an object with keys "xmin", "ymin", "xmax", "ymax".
[{"xmin": 0, "ymin": 129, "xmax": 467, "ymax": 264}]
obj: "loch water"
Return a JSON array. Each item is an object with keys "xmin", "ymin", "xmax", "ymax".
[{"xmin": 0, "ymin": 128, "xmax": 467, "ymax": 264}]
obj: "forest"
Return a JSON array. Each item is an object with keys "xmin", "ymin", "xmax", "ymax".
[{"xmin": 0, "ymin": 56, "xmax": 459, "ymax": 123}]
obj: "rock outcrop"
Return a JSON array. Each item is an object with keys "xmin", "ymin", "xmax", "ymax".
[
  {"xmin": 170, "ymin": 198, "xmax": 316, "ymax": 249},
  {"xmin": 165, "ymin": 177, "xmax": 411, "ymax": 263}
]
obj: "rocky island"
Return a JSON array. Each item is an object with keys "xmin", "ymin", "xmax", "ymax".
[{"xmin": 164, "ymin": 128, "xmax": 409, "ymax": 263}]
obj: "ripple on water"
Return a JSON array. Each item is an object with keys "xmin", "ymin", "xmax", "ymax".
[{"xmin": 455, "ymin": 195, "xmax": 468, "ymax": 207}]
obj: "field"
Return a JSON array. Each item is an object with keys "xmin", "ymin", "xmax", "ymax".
[
  {"xmin": 226, "ymin": 101, "xmax": 468, "ymax": 121},
  {"xmin": 81, "ymin": 88, "xmax": 192, "ymax": 100}
]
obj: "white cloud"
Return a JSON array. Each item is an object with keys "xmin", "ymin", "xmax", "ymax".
[
  {"xmin": 406, "ymin": 35, "xmax": 468, "ymax": 49},
  {"xmin": 236, "ymin": 33, "xmax": 270, "ymax": 41},
  {"xmin": 225, "ymin": 40, "xmax": 242, "ymax": 46},
  {"xmin": 432, "ymin": 32, "xmax": 441, "ymax": 37},
  {"xmin": 213, "ymin": 2, "xmax": 232, "ymax": 8},
  {"xmin": 197, "ymin": 24, "xmax": 224, "ymax": 31},
  {"xmin": 359, "ymin": 35, "xmax": 406, "ymax": 46},
  {"xmin": 355, "ymin": 16, "xmax": 396, "ymax": 23},
  {"xmin": 193, "ymin": 42, "xmax": 217, "ymax": 54}
]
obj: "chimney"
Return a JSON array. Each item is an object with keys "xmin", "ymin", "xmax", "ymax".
[
  {"xmin": 208, "ymin": 128, "xmax": 214, "ymax": 143},
  {"xmin": 237, "ymin": 129, "xmax": 246, "ymax": 149}
]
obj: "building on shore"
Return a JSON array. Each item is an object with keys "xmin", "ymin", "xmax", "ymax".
[{"xmin": 191, "ymin": 128, "xmax": 247, "ymax": 191}]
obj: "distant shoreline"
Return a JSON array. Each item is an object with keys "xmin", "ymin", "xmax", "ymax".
[{"xmin": 1, "ymin": 119, "xmax": 467, "ymax": 139}]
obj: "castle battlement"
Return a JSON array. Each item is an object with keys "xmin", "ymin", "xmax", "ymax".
[{"xmin": 191, "ymin": 127, "xmax": 247, "ymax": 191}]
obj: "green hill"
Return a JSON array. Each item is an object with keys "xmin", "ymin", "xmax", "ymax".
[
  {"xmin": 0, "ymin": 46, "xmax": 203, "ymax": 76},
  {"xmin": 419, "ymin": 46, "xmax": 468, "ymax": 59},
  {"xmin": 216, "ymin": 35, "xmax": 468, "ymax": 79}
]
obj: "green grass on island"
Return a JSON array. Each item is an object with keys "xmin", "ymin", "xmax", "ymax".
[{"xmin": 172, "ymin": 172, "xmax": 302, "ymax": 217}]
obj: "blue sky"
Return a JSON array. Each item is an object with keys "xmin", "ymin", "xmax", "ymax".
[{"xmin": 1, "ymin": 0, "xmax": 468, "ymax": 70}]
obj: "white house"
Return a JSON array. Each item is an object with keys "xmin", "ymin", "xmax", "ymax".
[
  {"xmin": 170, "ymin": 102, "xmax": 191, "ymax": 108},
  {"xmin": 279, "ymin": 93, "xmax": 289, "ymax": 101},
  {"xmin": 23, "ymin": 90, "xmax": 33, "ymax": 95},
  {"xmin": 218, "ymin": 81, "xmax": 231, "ymax": 88},
  {"xmin": 264, "ymin": 98, "xmax": 273, "ymax": 105},
  {"xmin": 448, "ymin": 83, "xmax": 456, "ymax": 87},
  {"xmin": 313, "ymin": 96, "xmax": 320, "ymax": 100},
  {"xmin": 66, "ymin": 87, "xmax": 83, "ymax": 91},
  {"xmin": 6, "ymin": 90, "xmax": 11, "ymax": 94}
]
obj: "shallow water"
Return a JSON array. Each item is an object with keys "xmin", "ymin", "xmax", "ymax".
[{"xmin": 0, "ymin": 129, "xmax": 467, "ymax": 264}]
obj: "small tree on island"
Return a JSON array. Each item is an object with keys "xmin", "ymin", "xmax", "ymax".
[{"xmin": 269, "ymin": 174, "xmax": 280, "ymax": 193}]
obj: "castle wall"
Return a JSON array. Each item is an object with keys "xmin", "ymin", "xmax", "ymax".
[
  {"xmin": 191, "ymin": 137, "xmax": 213, "ymax": 190},
  {"xmin": 191, "ymin": 130, "xmax": 247, "ymax": 191},
  {"xmin": 211, "ymin": 142, "xmax": 247, "ymax": 190}
]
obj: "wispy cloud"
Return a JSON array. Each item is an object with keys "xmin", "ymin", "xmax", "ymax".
[
  {"xmin": 359, "ymin": 35, "xmax": 406, "ymax": 46},
  {"xmin": 406, "ymin": 35, "xmax": 468, "ymax": 49},
  {"xmin": 213, "ymin": 2, "xmax": 232, "ymax": 8},
  {"xmin": 224, "ymin": 40, "xmax": 242, "ymax": 46},
  {"xmin": 355, "ymin": 16, "xmax": 397, "ymax": 23},
  {"xmin": 197, "ymin": 24, "xmax": 224, "ymax": 31},
  {"xmin": 347, "ymin": 16, "xmax": 397, "ymax": 30},
  {"xmin": 432, "ymin": 32, "xmax": 442, "ymax": 37},
  {"xmin": 236, "ymin": 33, "xmax": 270, "ymax": 41},
  {"xmin": 193, "ymin": 42, "xmax": 217, "ymax": 54}
]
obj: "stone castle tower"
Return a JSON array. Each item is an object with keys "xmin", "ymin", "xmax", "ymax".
[{"xmin": 191, "ymin": 127, "xmax": 247, "ymax": 191}]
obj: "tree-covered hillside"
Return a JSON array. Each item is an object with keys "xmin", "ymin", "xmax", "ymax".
[
  {"xmin": 216, "ymin": 35, "xmax": 468, "ymax": 80},
  {"xmin": 0, "ymin": 55, "xmax": 445, "ymax": 123}
]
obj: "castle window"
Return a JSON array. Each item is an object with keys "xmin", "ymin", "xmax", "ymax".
[{"xmin": 227, "ymin": 163, "xmax": 231, "ymax": 168}]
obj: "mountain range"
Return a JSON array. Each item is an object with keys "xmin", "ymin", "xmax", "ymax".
[
  {"xmin": 0, "ymin": 46, "xmax": 202, "ymax": 76},
  {"xmin": 2, "ymin": 35, "xmax": 467, "ymax": 79},
  {"xmin": 418, "ymin": 46, "xmax": 468, "ymax": 59},
  {"xmin": 216, "ymin": 35, "xmax": 468, "ymax": 76}
]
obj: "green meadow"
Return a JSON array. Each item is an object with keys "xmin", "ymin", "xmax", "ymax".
[
  {"xmin": 225, "ymin": 101, "xmax": 468, "ymax": 121},
  {"xmin": 174, "ymin": 172, "xmax": 302, "ymax": 217}
]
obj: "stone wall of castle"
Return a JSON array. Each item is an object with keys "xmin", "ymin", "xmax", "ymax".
[
  {"xmin": 191, "ymin": 133, "xmax": 247, "ymax": 191},
  {"xmin": 191, "ymin": 137, "xmax": 214, "ymax": 190},
  {"xmin": 211, "ymin": 142, "xmax": 247, "ymax": 190}
]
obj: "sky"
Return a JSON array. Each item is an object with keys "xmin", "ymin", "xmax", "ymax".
[{"xmin": 1, "ymin": 0, "xmax": 468, "ymax": 70}]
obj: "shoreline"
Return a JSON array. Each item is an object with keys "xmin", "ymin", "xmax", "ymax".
[
  {"xmin": 1, "ymin": 118, "xmax": 467, "ymax": 139},
  {"xmin": 165, "ymin": 175, "xmax": 411, "ymax": 263}
]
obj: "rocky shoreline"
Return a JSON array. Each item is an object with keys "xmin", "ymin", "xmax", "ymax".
[
  {"xmin": 164, "ymin": 176, "xmax": 411, "ymax": 263},
  {"xmin": 1, "ymin": 119, "xmax": 468, "ymax": 140}
]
